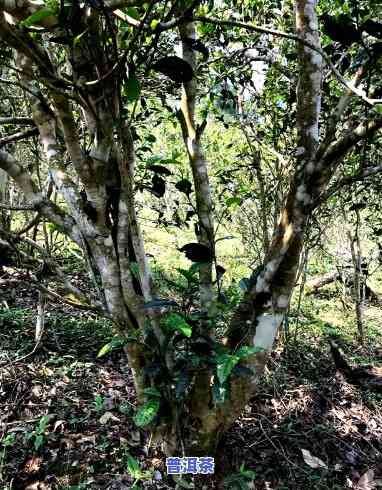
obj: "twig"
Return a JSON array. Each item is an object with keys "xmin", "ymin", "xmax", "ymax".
[
  {"xmin": 0, "ymin": 202, "xmax": 35, "ymax": 210},
  {"xmin": 0, "ymin": 127, "xmax": 39, "ymax": 147},
  {"xmin": 192, "ymin": 16, "xmax": 382, "ymax": 105},
  {"xmin": 0, "ymin": 293, "xmax": 45, "ymax": 367}
]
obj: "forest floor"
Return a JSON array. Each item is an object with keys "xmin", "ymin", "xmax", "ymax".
[{"xmin": 1, "ymin": 277, "xmax": 382, "ymax": 490}]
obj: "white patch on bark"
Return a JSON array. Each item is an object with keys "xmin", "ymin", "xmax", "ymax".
[
  {"xmin": 296, "ymin": 184, "xmax": 311, "ymax": 204},
  {"xmin": 310, "ymin": 51, "xmax": 322, "ymax": 66},
  {"xmin": 3, "ymin": 12, "xmax": 15, "ymax": 24},
  {"xmin": 41, "ymin": 135, "xmax": 55, "ymax": 150},
  {"xmin": 253, "ymin": 313, "xmax": 283, "ymax": 350},
  {"xmin": 255, "ymin": 275, "xmax": 266, "ymax": 292},
  {"xmin": 304, "ymin": 0, "xmax": 316, "ymax": 19},
  {"xmin": 264, "ymin": 259, "xmax": 278, "ymax": 280},
  {"xmin": 119, "ymin": 201, "xmax": 128, "ymax": 212},
  {"xmin": 306, "ymin": 161, "xmax": 315, "ymax": 174},
  {"xmin": 55, "ymin": 170, "xmax": 66, "ymax": 180},
  {"xmin": 296, "ymin": 146, "xmax": 305, "ymax": 156},
  {"xmin": 296, "ymin": 184, "xmax": 306, "ymax": 200},
  {"xmin": 187, "ymin": 137, "xmax": 196, "ymax": 156},
  {"xmin": 307, "ymin": 123, "xmax": 319, "ymax": 143},
  {"xmin": 309, "ymin": 17, "xmax": 318, "ymax": 31},
  {"xmin": 277, "ymin": 295, "xmax": 289, "ymax": 309},
  {"xmin": 46, "ymin": 147, "xmax": 57, "ymax": 158},
  {"xmin": 104, "ymin": 236, "xmax": 113, "ymax": 247}
]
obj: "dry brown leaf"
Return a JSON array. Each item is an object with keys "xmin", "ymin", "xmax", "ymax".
[
  {"xmin": 23, "ymin": 456, "xmax": 43, "ymax": 473},
  {"xmin": 77, "ymin": 434, "xmax": 96, "ymax": 445},
  {"xmin": 31, "ymin": 385, "xmax": 43, "ymax": 398},
  {"xmin": 25, "ymin": 482, "xmax": 51, "ymax": 489},
  {"xmin": 301, "ymin": 448, "xmax": 328, "ymax": 469},
  {"xmin": 99, "ymin": 411, "xmax": 120, "ymax": 424}
]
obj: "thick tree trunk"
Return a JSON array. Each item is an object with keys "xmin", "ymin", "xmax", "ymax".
[{"xmin": 306, "ymin": 271, "xmax": 342, "ymax": 292}]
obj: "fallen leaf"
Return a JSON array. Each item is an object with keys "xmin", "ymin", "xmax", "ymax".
[
  {"xmin": 25, "ymin": 482, "xmax": 50, "ymax": 489},
  {"xmin": 110, "ymin": 379, "xmax": 126, "ymax": 387},
  {"xmin": 356, "ymin": 470, "xmax": 377, "ymax": 490},
  {"xmin": 301, "ymin": 448, "xmax": 328, "ymax": 469},
  {"xmin": 53, "ymin": 420, "xmax": 65, "ymax": 432},
  {"xmin": 23, "ymin": 456, "xmax": 42, "ymax": 473},
  {"xmin": 127, "ymin": 429, "xmax": 141, "ymax": 446},
  {"xmin": 31, "ymin": 385, "xmax": 43, "ymax": 398},
  {"xmin": 99, "ymin": 411, "xmax": 120, "ymax": 425},
  {"xmin": 39, "ymin": 367, "xmax": 54, "ymax": 376},
  {"xmin": 77, "ymin": 434, "xmax": 96, "ymax": 445}
]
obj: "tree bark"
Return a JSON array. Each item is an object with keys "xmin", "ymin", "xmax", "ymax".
[{"xmin": 178, "ymin": 22, "xmax": 215, "ymax": 318}]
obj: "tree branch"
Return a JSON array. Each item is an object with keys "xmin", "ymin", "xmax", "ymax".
[
  {"xmin": 0, "ymin": 202, "xmax": 35, "ymax": 210},
  {"xmin": 0, "ymin": 117, "xmax": 35, "ymax": 126},
  {"xmin": 319, "ymin": 163, "xmax": 382, "ymax": 204},
  {"xmin": 192, "ymin": 16, "xmax": 381, "ymax": 106},
  {"xmin": 0, "ymin": 149, "xmax": 81, "ymax": 244},
  {"xmin": 0, "ymin": 127, "xmax": 38, "ymax": 146}
]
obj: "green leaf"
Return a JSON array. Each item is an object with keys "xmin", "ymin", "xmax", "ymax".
[
  {"xmin": 97, "ymin": 342, "xmax": 113, "ymax": 358},
  {"xmin": 225, "ymin": 196, "xmax": 241, "ymax": 208},
  {"xmin": 126, "ymin": 75, "xmax": 141, "ymax": 102},
  {"xmin": 125, "ymin": 452, "xmax": 141, "ymax": 478},
  {"xmin": 150, "ymin": 19, "xmax": 159, "ymax": 30},
  {"xmin": 216, "ymin": 354, "xmax": 240, "ymax": 384},
  {"xmin": 47, "ymin": 222, "xmax": 65, "ymax": 234},
  {"xmin": 124, "ymin": 7, "xmax": 140, "ymax": 19},
  {"xmin": 133, "ymin": 399, "xmax": 160, "ymax": 427},
  {"xmin": 34, "ymin": 434, "xmax": 44, "ymax": 451},
  {"xmin": 177, "ymin": 267, "xmax": 198, "ymax": 284},
  {"xmin": 37, "ymin": 414, "xmax": 54, "ymax": 434},
  {"xmin": 97, "ymin": 337, "xmax": 125, "ymax": 358},
  {"xmin": 21, "ymin": 8, "xmax": 54, "ymax": 26},
  {"xmin": 164, "ymin": 313, "xmax": 192, "ymax": 338},
  {"xmin": 240, "ymin": 469, "xmax": 256, "ymax": 480},
  {"xmin": 146, "ymin": 155, "xmax": 180, "ymax": 165},
  {"xmin": 143, "ymin": 387, "xmax": 161, "ymax": 398},
  {"xmin": 73, "ymin": 29, "xmax": 88, "ymax": 47},
  {"xmin": 236, "ymin": 346, "xmax": 264, "ymax": 359},
  {"xmin": 130, "ymin": 262, "xmax": 140, "ymax": 279},
  {"xmin": 223, "ymin": 474, "xmax": 250, "ymax": 490},
  {"xmin": 2, "ymin": 434, "xmax": 15, "ymax": 447}
]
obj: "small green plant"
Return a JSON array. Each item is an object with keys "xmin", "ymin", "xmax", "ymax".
[
  {"xmin": 96, "ymin": 435, "xmax": 110, "ymax": 452},
  {"xmin": 25, "ymin": 414, "xmax": 54, "ymax": 452},
  {"xmin": 223, "ymin": 464, "xmax": 256, "ymax": 489},
  {"xmin": 123, "ymin": 451, "xmax": 152, "ymax": 488},
  {"xmin": 0, "ymin": 433, "xmax": 16, "ymax": 479},
  {"xmin": 68, "ymin": 414, "xmax": 88, "ymax": 430},
  {"xmin": 93, "ymin": 394, "xmax": 105, "ymax": 412},
  {"xmin": 119, "ymin": 402, "xmax": 133, "ymax": 415}
]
